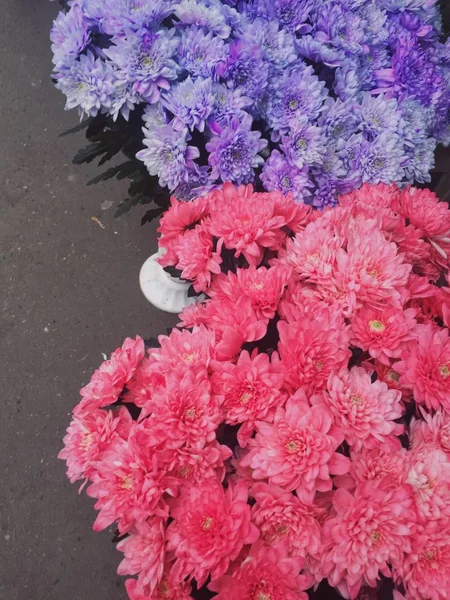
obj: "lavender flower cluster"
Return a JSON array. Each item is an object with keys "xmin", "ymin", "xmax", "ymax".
[{"xmin": 52, "ymin": 0, "xmax": 450, "ymax": 207}]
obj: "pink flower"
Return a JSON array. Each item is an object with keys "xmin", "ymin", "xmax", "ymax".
[
  {"xmin": 208, "ymin": 542, "xmax": 312, "ymax": 600},
  {"xmin": 211, "ymin": 349, "xmax": 286, "ymax": 446},
  {"xmin": 370, "ymin": 360, "xmax": 404, "ymax": 392},
  {"xmin": 158, "ymin": 195, "xmax": 209, "ymax": 242},
  {"xmin": 315, "ymin": 367, "xmax": 404, "ymax": 450},
  {"xmin": 86, "ymin": 434, "xmax": 169, "ymax": 534},
  {"xmin": 177, "ymin": 301, "xmax": 209, "ymax": 329},
  {"xmin": 321, "ymin": 481, "xmax": 415, "ymax": 599},
  {"xmin": 410, "ymin": 411, "xmax": 450, "ymax": 457},
  {"xmin": 405, "ymin": 445, "xmax": 450, "ymax": 522},
  {"xmin": 334, "ymin": 446, "xmax": 406, "ymax": 491},
  {"xmin": 58, "ymin": 406, "xmax": 132, "ymax": 485},
  {"xmin": 350, "ymin": 304, "xmax": 418, "ymax": 365},
  {"xmin": 75, "ymin": 336, "xmax": 145, "ymax": 415},
  {"xmin": 251, "ymin": 482, "xmax": 323, "ymax": 558},
  {"xmin": 241, "ymin": 393, "xmax": 349, "ymax": 503},
  {"xmin": 166, "ymin": 481, "xmax": 259, "ymax": 586},
  {"xmin": 393, "ymin": 186, "xmax": 450, "ymax": 238},
  {"xmin": 149, "ymin": 326, "xmax": 216, "ymax": 374},
  {"xmin": 277, "ymin": 305, "xmax": 350, "ymax": 394},
  {"xmin": 126, "ymin": 561, "xmax": 194, "ymax": 599},
  {"xmin": 393, "ymin": 523, "xmax": 450, "ymax": 600},
  {"xmin": 145, "ymin": 370, "xmax": 222, "ymax": 450},
  {"xmin": 173, "ymin": 225, "xmax": 223, "ymax": 292},
  {"xmin": 117, "ymin": 517, "xmax": 166, "ymax": 595},
  {"xmin": 339, "ymin": 182, "xmax": 401, "ymax": 212},
  {"xmin": 396, "ymin": 325, "xmax": 450, "ymax": 412}
]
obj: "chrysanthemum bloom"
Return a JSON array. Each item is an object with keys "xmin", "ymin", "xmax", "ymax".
[
  {"xmin": 261, "ymin": 149, "xmax": 312, "ymax": 203},
  {"xmin": 59, "ymin": 407, "xmax": 132, "ymax": 485},
  {"xmin": 149, "ymin": 326, "xmax": 215, "ymax": 374},
  {"xmin": 166, "ymin": 481, "xmax": 258, "ymax": 586},
  {"xmin": 339, "ymin": 182, "xmax": 401, "ymax": 232},
  {"xmin": 86, "ymin": 436, "xmax": 169, "ymax": 534},
  {"xmin": 321, "ymin": 481, "xmax": 415, "ymax": 599},
  {"xmin": 393, "ymin": 186, "xmax": 450, "ymax": 238},
  {"xmin": 173, "ymin": 225, "xmax": 223, "ymax": 292},
  {"xmin": 158, "ymin": 195, "xmax": 210, "ymax": 243},
  {"xmin": 145, "ymin": 369, "xmax": 222, "ymax": 450},
  {"xmin": 370, "ymin": 360, "xmax": 404, "ymax": 393},
  {"xmin": 210, "ymin": 349, "xmax": 286, "ymax": 446},
  {"xmin": 315, "ymin": 367, "xmax": 404, "ymax": 451},
  {"xmin": 350, "ymin": 305, "xmax": 418, "ymax": 365},
  {"xmin": 277, "ymin": 305, "xmax": 350, "ymax": 395},
  {"xmin": 51, "ymin": 4, "xmax": 90, "ymax": 69},
  {"xmin": 405, "ymin": 446, "xmax": 450, "ymax": 522},
  {"xmin": 208, "ymin": 542, "xmax": 312, "ymax": 600},
  {"xmin": 178, "ymin": 27, "xmax": 227, "ymax": 80},
  {"xmin": 117, "ymin": 517, "xmax": 166, "ymax": 596},
  {"xmin": 251, "ymin": 482, "xmax": 322, "ymax": 558},
  {"xmin": 241, "ymin": 393, "xmax": 349, "ymax": 504},
  {"xmin": 75, "ymin": 336, "xmax": 145, "ymax": 415},
  {"xmin": 126, "ymin": 561, "xmax": 194, "ymax": 600},
  {"xmin": 393, "ymin": 524, "xmax": 450, "ymax": 600},
  {"xmin": 410, "ymin": 411, "xmax": 450, "ymax": 457},
  {"xmin": 395, "ymin": 325, "xmax": 450, "ymax": 412},
  {"xmin": 162, "ymin": 76, "xmax": 214, "ymax": 133}
]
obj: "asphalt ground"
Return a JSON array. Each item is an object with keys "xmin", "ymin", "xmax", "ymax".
[{"xmin": 0, "ymin": 2, "xmax": 176, "ymax": 598}]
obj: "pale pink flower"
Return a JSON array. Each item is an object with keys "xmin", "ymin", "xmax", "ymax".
[
  {"xmin": 158, "ymin": 195, "xmax": 210, "ymax": 242},
  {"xmin": 393, "ymin": 523, "xmax": 450, "ymax": 600},
  {"xmin": 277, "ymin": 305, "xmax": 351, "ymax": 394},
  {"xmin": 241, "ymin": 392, "xmax": 349, "ymax": 503},
  {"xmin": 59, "ymin": 406, "xmax": 132, "ymax": 484},
  {"xmin": 315, "ymin": 367, "xmax": 404, "ymax": 450},
  {"xmin": 251, "ymin": 482, "xmax": 322, "ymax": 558},
  {"xmin": 145, "ymin": 370, "xmax": 222, "ymax": 450},
  {"xmin": 166, "ymin": 480, "xmax": 259, "ymax": 586},
  {"xmin": 117, "ymin": 517, "xmax": 166, "ymax": 595},
  {"xmin": 396, "ymin": 325, "xmax": 450, "ymax": 411},
  {"xmin": 211, "ymin": 349, "xmax": 286, "ymax": 446},
  {"xmin": 159, "ymin": 442, "xmax": 232, "ymax": 487},
  {"xmin": 173, "ymin": 225, "xmax": 223, "ymax": 292},
  {"xmin": 321, "ymin": 481, "xmax": 415, "ymax": 599},
  {"xmin": 339, "ymin": 182, "xmax": 401, "ymax": 212},
  {"xmin": 405, "ymin": 445, "xmax": 450, "ymax": 522},
  {"xmin": 410, "ymin": 411, "xmax": 450, "ymax": 457},
  {"xmin": 208, "ymin": 542, "xmax": 312, "ymax": 600},
  {"xmin": 350, "ymin": 304, "xmax": 418, "ymax": 365},
  {"xmin": 86, "ymin": 435, "xmax": 169, "ymax": 534},
  {"xmin": 393, "ymin": 186, "xmax": 450, "ymax": 238}
]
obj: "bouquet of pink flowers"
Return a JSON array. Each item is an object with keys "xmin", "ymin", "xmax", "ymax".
[{"xmin": 60, "ymin": 183, "xmax": 450, "ymax": 600}]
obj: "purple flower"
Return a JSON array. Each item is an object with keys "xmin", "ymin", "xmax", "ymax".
[
  {"xmin": 255, "ymin": 0, "xmax": 315, "ymax": 33},
  {"xmin": 85, "ymin": 0, "xmax": 173, "ymax": 36},
  {"xmin": 216, "ymin": 38, "xmax": 269, "ymax": 102},
  {"xmin": 174, "ymin": 0, "xmax": 231, "ymax": 39},
  {"xmin": 51, "ymin": 5, "xmax": 90, "ymax": 69},
  {"xmin": 173, "ymin": 165, "xmax": 215, "ymax": 200},
  {"xmin": 295, "ymin": 35, "xmax": 343, "ymax": 67},
  {"xmin": 261, "ymin": 150, "xmax": 311, "ymax": 203},
  {"xmin": 308, "ymin": 174, "xmax": 340, "ymax": 209},
  {"xmin": 209, "ymin": 83, "xmax": 252, "ymax": 125},
  {"xmin": 334, "ymin": 60, "xmax": 363, "ymax": 100},
  {"xmin": 318, "ymin": 97, "xmax": 360, "ymax": 141},
  {"xmin": 399, "ymin": 98, "xmax": 432, "ymax": 143},
  {"xmin": 357, "ymin": 93, "xmax": 402, "ymax": 139},
  {"xmin": 345, "ymin": 131, "xmax": 407, "ymax": 184},
  {"xmin": 162, "ymin": 77, "xmax": 215, "ymax": 132},
  {"xmin": 281, "ymin": 117, "xmax": 327, "ymax": 168},
  {"xmin": 55, "ymin": 51, "xmax": 116, "ymax": 118},
  {"xmin": 242, "ymin": 18, "xmax": 297, "ymax": 69},
  {"xmin": 314, "ymin": 1, "xmax": 367, "ymax": 55},
  {"xmin": 206, "ymin": 113, "xmax": 267, "ymax": 183},
  {"xmin": 109, "ymin": 80, "xmax": 142, "ymax": 121},
  {"xmin": 105, "ymin": 29, "xmax": 179, "ymax": 103},
  {"xmin": 404, "ymin": 137, "xmax": 436, "ymax": 183},
  {"xmin": 137, "ymin": 124, "xmax": 200, "ymax": 190},
  {"xmin": 178, "ymin": 27, "xmax": 228, "ymax": 79},
  {"xmin": 142, "ymin": 103, "xmax": 169, "ymax": 129},
  {"xmin": 266, "ymin": 67, "xmax": 327, "ymax": 137}
]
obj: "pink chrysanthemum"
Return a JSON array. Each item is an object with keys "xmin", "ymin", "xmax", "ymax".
[
  {"xmin": 117, "ymin": 517, "xmax": 166, "ymax": 595},
  {"xmin": 158, "ymin": 195, "xmax": 210, "ymax": 242},
  {"xmin": 277, "ymin": 304, "xmax": 350, "ymax": 394},
  {"xmin": 149, "ymin": 326, "xmax": 216, "ymax": 374},
  {"xmin": 208, "ymin": 542, "xmax": 312, "ymax": 600},
  {"xmin": 369, "ymin": 360, "xmax": 404, "ymax": 393},
  {"xmin": 410, "ymin": 411, "xmax": 450, "ymax": 457},
  {"xmin": 166, "ymin": 481, "xmax": 259, "ymax": 586},
  {"xmin": 211, "ymin": 349, "xmax": 286, "ymax": 446},
  {"xmin": 251, "ymin": 483, "xmax": 323, "ymax": 558},
  {"xmin": 126, "ymin": 561, "xmax": 194, "ymax": 600},
  {"xmin": 241, "ymin": 393, "xmax": 349, "ymax": 503},
  {"xmin": 350, "ymin": 305, "xmax": 418, "ymax": 365},
  {"xmin": 334, "ymin": 446, "xmax": 406, "ymax": 491},
  {"xmin": 396, "ymin": 325, "xmax": 450, "ymax": 412},
  {"xmin": 321, "ymin": 481, "xmax": 415, "ymax": 599},
  {"xmin": 75, "ymin": 336, "xmax": 145, "ymax": 415},
  {"xmin": 59, "ymin": 406, "xmax": 132, "ymax": 485},
  {"xmin": 393, "ymin": 186, "xmax": 450, "ymax": 238},
  {"xmin": 315, "ymin": 367, "xmax": 404, "ymax": 451},
  {"xmin": 394, "ymin": 523, "xmax": 450, "ymax": 600},
  {"xmin": 159, "ymin": 442, "xmax": 232, "ymax": 487},
  {"xmin": 86, "ymin": 435, "xmax": 169, "ymax": 534}
]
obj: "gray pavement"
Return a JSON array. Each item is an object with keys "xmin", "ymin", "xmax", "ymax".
[{"xmin": 0, "ymin": 2, "xmax": 176, "ymax": 598}]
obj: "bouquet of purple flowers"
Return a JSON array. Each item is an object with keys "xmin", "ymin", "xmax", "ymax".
[{"xmin": 52, "ymin": 0, "xmax": 450, "ymax": 209}]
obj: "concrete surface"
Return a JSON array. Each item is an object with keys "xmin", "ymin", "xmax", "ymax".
[{"xmin": 0, "ymin": 2, "xmax": 176, "ymax": 599}]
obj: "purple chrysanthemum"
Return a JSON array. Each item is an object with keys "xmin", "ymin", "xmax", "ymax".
[
  {"xmin": 137, "ymin": 124, "xmax": 200, "ymax": 190},
  {"xmin": 174, "ymin": 165, "xmax": 215, "ymax": 200},
  {"xmin": 255, "ymin": 0, "xmax": 315, "ymax": 33},
  {"xmin": 83, "ymin": 0, "xmax": 173, "ymax": 35},
  {"xmin": 105, "ymin": 29, "xmax": 179, "ymax": 103},
  {"xmin": 295, "ymin": 35, "xmax": 343, "ymax": 67},
  {"xmin": 55, "ymin": 51, "xmax": 116, "ymax": 118},
  {"xmin": 174, "ymin": 0, "xmax": 231, "ymax": 39},
  {"xmin": 51, "ymin": 4, "xmax": 90, "ymax": 69},
  {"xmin": 399, "ymin": 98, "xmax": 432, "ymax": 143},
  {"xmin": 178, "ymin": 27, "xmax": 228, "ymax": 79},
  {"xmin": 314, "ymin": 1, "xmax": 367, "ymax": 54},
  {"xmin": 206, "ymin": 113, "xmax": 267, "ymax": 183},
  {"xmin": 261, "ymin": 149, "xmax": 311, "ymax": 202},
  {"xmin": 281, "ymin": 117, "xmax": 327, "ymax": 168},
  {"xmin": 266, "ymin": 67, "xmax": 327, "ymax": 138},
  {"xmin": 357, "ymin": 93, "xmax": 402, "ymax": 139},
  {"xmin": 241, "ymin": 18, "xmax": 297, "ymax": 69},
  {"xmin": 162, "ymin": 76, "xmax": 214, "ymax": 132},
  {"xmin": 142, "ymin": 103, "xmax": 169, "ymax": 129},
  {"xmin": 318, "ymin": 97, "xmax": 360, "ymax": 141},
  {"xmin": 404, "ymin": 137, "xmax": 436, "ymax": 183},
  {"xmin": 346, "ymin": 131, "xmax": 407, "ymax": 184},
  {"xmin": 109, "ymin": 80, "xmax": 142, "ymax": 121},
  {"xmin": 209, "ymin": 83, "xmax": 252, "ymax": 125}
]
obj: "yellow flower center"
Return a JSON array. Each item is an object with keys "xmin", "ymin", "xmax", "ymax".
[
  {"xmin": 121, "ymin": 475, "xmax": 133, "ymax": 490},
  {"xmin": 351, "ymin": 395, "xmax": 363, "ymax": 406},
  {"xmin": 315, "ymin": 360, "xmax": 324, "ymax": 371},
  {"xmin": 370, "ymin": 530, "xmax": 381, "ymax": 542},
  {"xmin": 184, "ymin": 407, "xmax": 196, "ymax": 420},
  {"xmin": 285, "ymin": 440, "xmax": 300, "ymax": 454},
  {"xmin": 201, "ymin": 516, "xmax": 214, "ymax": 531},
  {"xmin": 81, "ymin": 433, "xmax": 94, "ymax": 449},
  {"xmin": 388, "ymin": 370, "xmax": 400, "ymax": 383},
  {"xmin": 439, "ymin": 364, "xmax": 450, "ymax": 378},
  {"xmin": 369, "ymin": 319, "xmax": 386, "ymax": 333},
  {"xmin": 183, "ymin": 352, "xmax": 196, "ymax": 363},
  {"xmin": 367, "ymin": 268, "xmax": 379, "ymax": 279}
]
